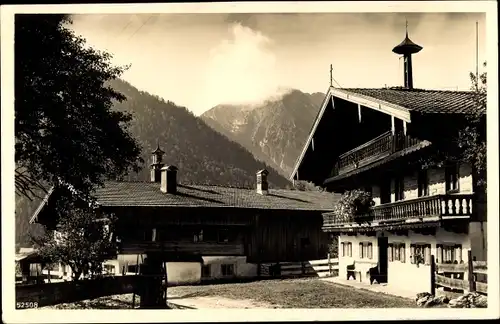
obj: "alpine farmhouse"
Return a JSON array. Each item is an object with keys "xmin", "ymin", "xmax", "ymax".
[
  {"xmin": 289, "ymin": 30, "xmax": 487, "ymax": 295},
  {"xmin": 30, "ymin": 145, "xmax": 341, "ymax": 283}
]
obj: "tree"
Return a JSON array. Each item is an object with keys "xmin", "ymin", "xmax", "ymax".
[
  {"xmin": 31, "ymin": 195, "xmax": 117, "ymax": 281},
  {"xmin": 459, "ymin": 62, "xmax": 487, "ymax": 189},
  {"xmin": 15, "ymin": 14, "xmax": 143, "ymax": 201}
]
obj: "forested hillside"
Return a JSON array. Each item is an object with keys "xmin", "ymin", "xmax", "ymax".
[{"xmin": 16, "ymin": 79, "xmax": 291, "ymax": 246}]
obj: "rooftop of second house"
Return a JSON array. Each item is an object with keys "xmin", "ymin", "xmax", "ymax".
[
  {"xmin": 89, "ymin": 181, "xmax": 341, "ymax": 211},
  {"xmin": 334, "ymin": 87, "xmax": 485, "ymax": 114}
]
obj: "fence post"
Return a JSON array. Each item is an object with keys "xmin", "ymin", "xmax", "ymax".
[
  {"xmin": 467, "ymin": 250, "xmax": 476, "ymax": 293},
  {"xmin": 430, "ymin": 255, "xmax": 436, "ymax": 295},
  {"xmin": 328, "ymin": 253, "xmax": 332, "ymax": 275}
]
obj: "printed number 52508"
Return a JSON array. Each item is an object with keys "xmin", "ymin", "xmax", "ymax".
[{"xmin": 16, "ymin": 302, "xmax": 39, "ymax": 309}]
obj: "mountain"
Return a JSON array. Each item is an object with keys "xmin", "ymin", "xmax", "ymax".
[
  {"xmin": 201, "ymin": 89, "xmax": 325, "ymax": 177},
  {"xmin": 16, "ymin": 79, "xmax": 292, "ymax": 246}
]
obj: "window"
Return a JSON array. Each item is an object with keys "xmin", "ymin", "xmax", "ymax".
[
  {"xmin": 410, "ymin": 244, "xmax": 432, "ymax": 265},
  {"xmin": 104, "ymin": 264, "xmax": 115, "ymax": 273},
  {"xmin": 359, "ymin": 242, "xmax": 373, "ymax": 259},
  {"xmin": 388, "ymin": 243, "xmax": 406, "ymax": 263},
  {"xmin": 418, "ymin": 170, "xmax": 429, "ymax": 197},
  {"xmin": 221, "ymin": 264, "xmax": 235, "ymax": 276},
  {"xmin": 193, "ymin": 229, "xmax": 204, "ymax": 243},
  {"xmin": 437, "ymin": 244, "xmax": 463, "ymax": 264},
  {"xmin": 341, "ymin": 242, "xmax": 352, "ymax": 257},
  {"xmin": 445, "ymin": 163, "xmax": 460, "ymax": 193},
  {"xmin": 394, "ymin": 176, "xmax": 405, "ymax": 201},
  {"xmin": 127, "ymin": 265, "xmax": 138, "ymax": 274},
  {"xmin": 202, "ymin": 264, "xmax": 211, "ymax": 278}
]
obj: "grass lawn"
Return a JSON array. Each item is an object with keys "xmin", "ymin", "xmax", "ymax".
[
  {"xmin": 43, "ymin": 278, "xmax": 417, "ymax": 309},
  {"xmin": 167, "ymin": 278, "xmax": 416, "ymax": 308}
]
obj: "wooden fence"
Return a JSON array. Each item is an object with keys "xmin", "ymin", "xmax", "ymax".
[
  {"xmin": 16, "ymin": 275, "xmax": 139, "ymax": 308},
  {"xmin": 259, "ymin": 255, "xmax": 339, "ymax": 278},
  {"xmin": 431, "ymin": 250, "xmax": 487, "ymax": 297}
]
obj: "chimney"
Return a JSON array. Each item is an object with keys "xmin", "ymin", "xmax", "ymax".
[
  {"xmin": 256, "ymin": 169, "xmax": 269, "ymax": 195},
  {"xmin": 392, "ymin": 21, "xmax": 423, "ymax": 89},
  {"xmin": 150, "ymin": 143, "xmax": 165, "ymax": 183},
  {"xmin": 161, "ymin": 165, "xmax": 178, "ymax": 194}
]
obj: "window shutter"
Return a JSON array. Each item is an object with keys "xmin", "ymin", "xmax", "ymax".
[
  {"xmin": 349, "ymin": 243, "xmax": 352, "ymax": 257},
  {"xmin": 436, "ymin": 244, "xmax": 442, "ymax": 263},
  {"xmin": 341, "ymin": 243, "xmax": 345, "ymax": 257},
  {"xmin": 368, "ymin": 243, "xmax": 373, "ymax": 259},
  {"xmin": 456, "ymin": 245, "xmax": 462, "ymax": 263},
  {"xmin": 359, "ymin": 243, "xmax": 363, "ymax": 258},
  {"xmin": 425, "ymin": 245, "xmax": 431, "ymax": 264}
]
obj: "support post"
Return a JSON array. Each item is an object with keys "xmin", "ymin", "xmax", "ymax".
[
  {"xmin": 328, "ymin": 253, "xmax": 332, "ymax": 275},
  {"xmin": 358, "ymin": 104, "xmax": 362, "ymax": 123},
  {"xmin": 430, "ymin": 255, "xmax": 436, "ymax": 295},
  {"xmin": 403, "ymin": 121, "xmax": 407, "ymax": 135},
  {"xmin": 467, "ymin": 250, "xmax": 476, "ymax": 292},
  {"xmin": 391, "ymin": 116, "xmax": 395, "ymax": 135}
]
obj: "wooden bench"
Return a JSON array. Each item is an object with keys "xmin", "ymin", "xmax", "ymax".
[{"xmin": 346, "ymin": 260, "xmax": 379, "ymax": 284}]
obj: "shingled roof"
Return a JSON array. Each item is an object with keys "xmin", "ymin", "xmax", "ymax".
[
  {"xmin": 336, "ymin": 88, "xmax": 484, "ymax": 114},
  {"xmin": 94, "ymin": 181, "xmax": 340, "ymax": 211}
]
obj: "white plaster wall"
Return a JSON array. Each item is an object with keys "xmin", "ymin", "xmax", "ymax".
[
  {"xmin": 166, "ymin": 262, "xmax": 201, "ymax": 285},
  {"xmin": 385, "ymin": 228, "xmax": 470, "ymax": 294},
  {"xmin": 202, "ymin": 256, "xmax": 257, "ymax": 279},
  {"xmin": 372, "ymin": 185, "xmax": 381, "ymax": 206},
  {"xmin": 338, "ymin": 234, "xmax": 378, "ymax": 280}
]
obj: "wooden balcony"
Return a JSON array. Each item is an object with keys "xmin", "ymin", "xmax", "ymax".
[
  {"xmin": 330, "ymin": 131, "xmax": 422, "ymax": 177},
  {"xmin": 323, "ymin": 194, "xmax": 474, "ymax": 231}
]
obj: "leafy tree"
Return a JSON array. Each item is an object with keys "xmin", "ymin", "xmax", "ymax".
[
  {"xmin": 459, "ymin": 62, "xmax": 487, "ymax": 189},
  {"xmin": 31, "ymin": 195, "xmax": 117, "ymax": 281},
  {"xmin": 15, "ymin": 14, "xmax": 143, "ymax": 201}
]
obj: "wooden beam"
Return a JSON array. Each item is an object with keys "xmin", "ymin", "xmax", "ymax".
[{"xmin": 330, "ymin": 88, "xmax": 411, "ymax": 122}]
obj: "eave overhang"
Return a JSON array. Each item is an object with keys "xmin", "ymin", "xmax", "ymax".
[{"xmin": 289, "ymin": 87, "xmax": 412, "ymax": 181}]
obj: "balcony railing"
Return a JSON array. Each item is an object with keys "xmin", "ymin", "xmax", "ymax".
[
  {"xmin": 323, "ymin": 194, "xmax": 474, "ymax": 228},
  {"xmin": 330, "ymin": 131, "xmax": 422, "ymax": 177}
]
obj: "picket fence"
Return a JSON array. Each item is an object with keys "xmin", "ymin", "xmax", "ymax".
[{"xmin": 431, "ymin": 250, "xmax": 487, "ymax": 297}]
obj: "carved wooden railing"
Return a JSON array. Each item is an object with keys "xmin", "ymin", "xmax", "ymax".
[
  {"xmin": 330, "ymin": 131, "xmax": 422, "ymax": 177},
  {"xmin": 323, "ymin": 194, "xmax": 474, "ymax": 227}
]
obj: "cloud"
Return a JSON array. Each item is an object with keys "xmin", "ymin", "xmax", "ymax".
[{"xmin": 200, "ymin": 23, "xmax": 290, "ymax": 110}]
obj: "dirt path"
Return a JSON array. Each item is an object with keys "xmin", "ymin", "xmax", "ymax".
[{"xmin": 167, "ymin": 293, "xmax": 278, "ymax": 309}]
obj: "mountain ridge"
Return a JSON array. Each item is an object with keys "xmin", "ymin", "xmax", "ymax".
[{"xmin": 201, "ymin": 89, "xmax": 325, "ymax": 178}]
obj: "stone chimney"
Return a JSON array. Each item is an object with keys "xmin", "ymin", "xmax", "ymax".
[
  {"xmin": 161, "ymin": 165, "xmax": 178, "ymax": 194},
  {"xmin": 256, "ymin": 169, "xmax": 269, "ymax": 195}
]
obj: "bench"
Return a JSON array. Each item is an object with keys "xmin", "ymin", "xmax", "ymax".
[{"xmin": 346, "ymin": 260, "xmax": 379, "ymax": 284}]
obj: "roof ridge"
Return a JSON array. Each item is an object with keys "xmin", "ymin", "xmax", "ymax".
[{"xmin": 342, "ymin": 87, "xmax": 474, "ymax": 94}]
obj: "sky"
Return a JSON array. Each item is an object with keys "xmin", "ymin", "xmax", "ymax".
[{"xmin": 69, "ymin": 12, "xmax": 487, "ymax": 116}]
